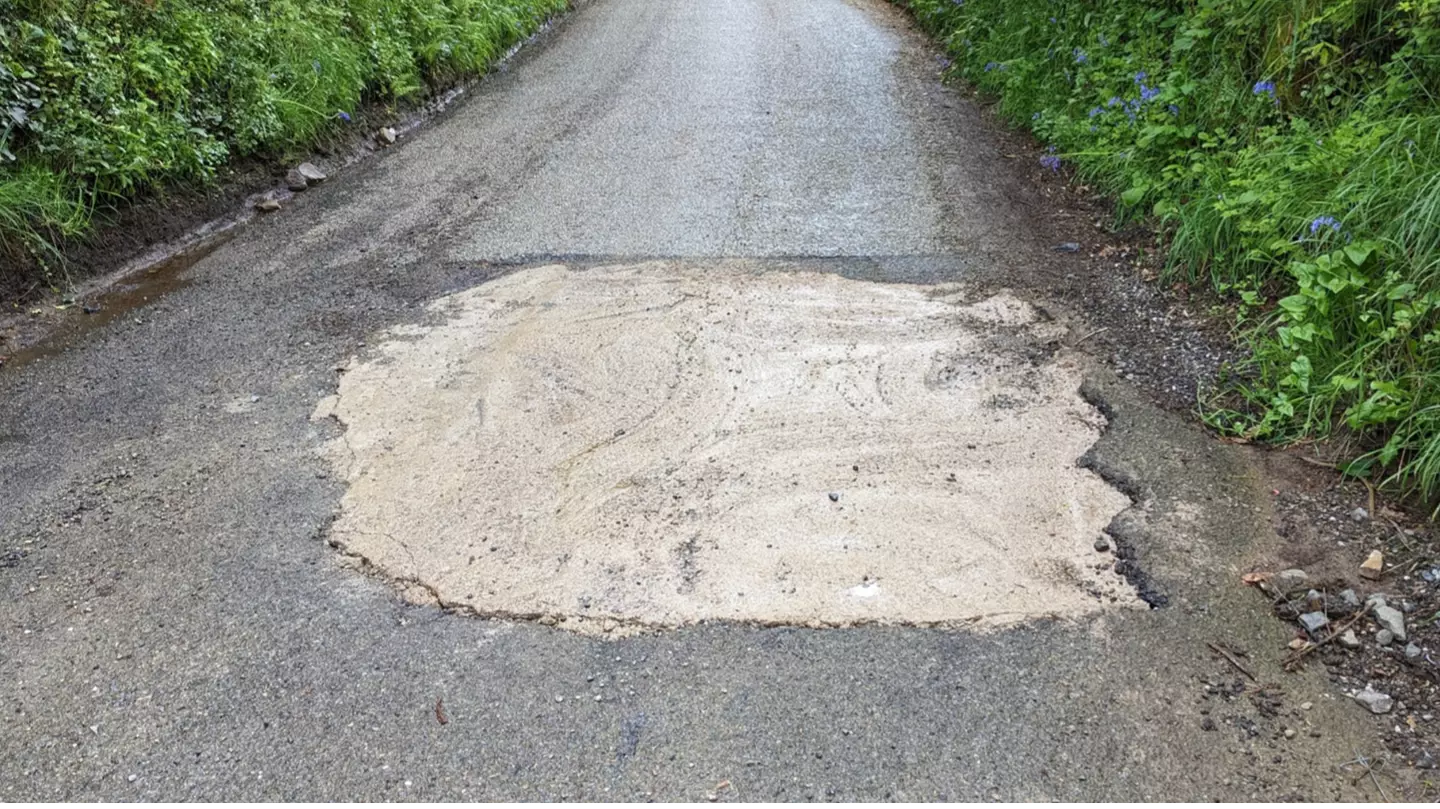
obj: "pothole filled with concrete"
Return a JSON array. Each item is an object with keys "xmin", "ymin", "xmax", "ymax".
[{"xmin": 313, "ymin": 261, "xmax": 1140, "ymax": 633}]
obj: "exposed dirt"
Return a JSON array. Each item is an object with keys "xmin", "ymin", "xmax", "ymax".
[{"xmin": 1257, "ymin": 452, "xmax": 1440, "ymax": 783}]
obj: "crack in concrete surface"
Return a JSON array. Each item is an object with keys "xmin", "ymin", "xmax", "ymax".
[{"xmin": 314, "ymin": 261, "xmax": 1140, "ymax": 633}]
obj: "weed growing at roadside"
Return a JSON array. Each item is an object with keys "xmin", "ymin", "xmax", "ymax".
[
  {"xmin": 0, "ymin": 0, "xmax": 566, "ymax": 281},
  {"xmin": 902, "ymin": 0, "xmax": 1440, "ymax": 505}
]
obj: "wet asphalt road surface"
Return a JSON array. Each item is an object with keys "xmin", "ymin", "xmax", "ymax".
[{"xmin": 0, "ymin": 0, "xmax": 1400, "ymax": 800}]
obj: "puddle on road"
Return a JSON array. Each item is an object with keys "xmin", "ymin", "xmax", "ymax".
[
  {"xmin": 314, "ymin": 261, "xmax": 1139, "ymax": 633},
  {"xmin": 1, "ymin": 234, "xmax": 232, "ymax": 371}
]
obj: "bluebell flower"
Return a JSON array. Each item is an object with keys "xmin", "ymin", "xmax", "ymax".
[
  {"xmin": 1040, "ymin": 153, "xmax": 1062, "ymax": 172},
  {"xmin": 1167, "ymin": 104, "xmax": 1179, "ymax": 116},
  {"xmin": 1253, "ymin": 80, "xmax": 1276, "ymax": 97},
  {"xmin": 337, "ymin": 111, "xmax": 351, "ymax": 122},
  {"xmin": 1134, "ymin": 71, "xmax": 1148, "ymax": 83},
  {"xmin": 1088, "ymin": 107, "xmax": 1103, "ymax": 118},
  {"xmin": 984, "ymin": 62, "xmax": 999, "ymax": 72},
  {"xmin": 1139, "ymin": 84, "xmax": 1161, "ymax": 102},
  {"xmin": 1073, "ymin": 47, "xmax": 1088, "ymax": 64},
  {"xmin": 1107, "ymin": 96, "xmax": 1122, "ymax": 107},
  {"xmin": 1309, "ymin": 215, "xmax": 1342, "ymax": 234}
]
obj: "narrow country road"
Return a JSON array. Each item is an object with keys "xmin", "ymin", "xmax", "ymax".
[{"xmin": 0, "ymin": 0, "xmax": 1396, "ymax": 800}]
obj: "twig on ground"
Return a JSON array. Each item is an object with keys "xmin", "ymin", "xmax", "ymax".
[
  {"xmin": 1207, "ymin": 641, "xmax": 1257, "ymax": 682},
  {"xmin": 1338, "ymin": 747, "xmax": 1390, "ymax": 802},
  {"xmin": 1386, "ymin": 518, "xmax": 1417, "ymax": 553},
  {"xmin": 1283, "ymin": 609, "xmax": 1367, "ymax": 670},
  {"xmin": 1073, "ymin": 326, "xmax": 1109, "ymax": 346}
]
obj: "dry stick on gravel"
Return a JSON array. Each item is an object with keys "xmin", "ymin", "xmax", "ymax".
[
  {"xmin": 1362, "ymin": 479, "xmax": 1378, "ymax": 517},
  {"xmin": 1339, "ymin": 748, "xmax": 1391, "ymax": 803},
  {"xmin": 1386, "ymin": 518, "xmax": 1417, "ymax": 553},
  {"xmin": 1283, "ymin": 610, "xmax": 1368, "ymax": 671},
  {"xmin": 1207, "ymin": 641, "xmax": 1257, "ymax": 682},
  {"xmin": 1072, "ymin": 326, "xmax": 1109, "ymax": 346}
]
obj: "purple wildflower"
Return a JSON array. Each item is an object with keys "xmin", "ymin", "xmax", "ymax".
[
  {"xmin": 1040, "ymin": 154, "xmax": 1062, "ymax": 172},
  {"xmin": 1107, "ymin": 96, "xmax": 1122, "ymax": 107},
  {"xmin": 984, "ymin": 61, "xmax": 999, "ymax": 72},
  {"xmin": 1139, "ymin": 84, "xmax": 1161, "ymax": 102},
  {"xmin": 1309, "ymin": 215, "xmax": 1342, "ymax": 235},
  {"xmin": 1167, "ymin": 104, "xmax": 1179, "ymax": 116},
  {"xmin": 1253, "ymin": 80, "xmax": 1276, "ymax": 97},
  {"xmin": 1073, "ymin": 47, "xmax": 1088, "ymax": 64},
  {"xmin": 1088, "ymin": 107, "xmax": 1103, "ymax": 118},
  {"xmin": 337, "ymin": 111, "xmax": 352, "ymax": 122},
  {"xmin": 1134, "ymin": 71, "xmax": 1148, "ymax": 83}
]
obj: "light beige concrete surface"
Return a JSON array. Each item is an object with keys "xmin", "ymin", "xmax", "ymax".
[{"xmin": 315, "ymin": 262, "xmax": 1137, "ymax": 632}]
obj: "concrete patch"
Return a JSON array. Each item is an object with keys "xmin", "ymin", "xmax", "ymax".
[{"xmin": 314, "ymin": 262, "xmax": 1138, "ymax": 632}]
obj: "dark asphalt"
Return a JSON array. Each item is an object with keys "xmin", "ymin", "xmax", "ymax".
[{"xmin": 0, "ymin": 0, "xmax": 1396, "ymax": 799}]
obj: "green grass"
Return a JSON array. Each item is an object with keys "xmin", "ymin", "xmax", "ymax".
[
  {"xmin": 0, "ymin": 0, "xmax": 567, "ymax": 281},
  {"xmin": 0, "ymin": 164, "xmax": 87, "ymax": 289},
  {"xmin": 901, "ymin": 0, "xmax": 1440, "ymax": 506}
]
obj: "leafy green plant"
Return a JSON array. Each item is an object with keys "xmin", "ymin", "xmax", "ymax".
[
  {"xmin": 0, "ymin": 0, "xmax": 567, "ymax": 278},
  {"xmin": 902, "ymin": 0, "xmax": 1440, "ymax": 506}
]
